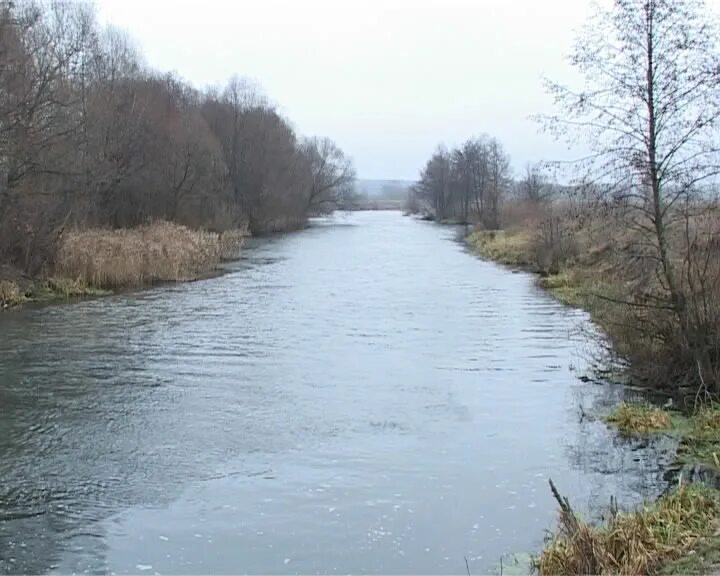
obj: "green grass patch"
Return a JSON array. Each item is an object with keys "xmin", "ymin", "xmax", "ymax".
[
  {"xmin": 44, "ymin": 277, "xmax": 111, "ymax": 298},
  {"xmin": 604, "ymin": 403, "xmax": 720, "ymax": 469},
  {"xmin": 676, "ymin": 407, "xmax": 720, "ymax": 469},
  {"xmin": 24, "ymin": 277, "xmax": 113, "ymax": 304},
  {"xmin": 661, "ymin": 534, "xmax": 720, "ymax": 575},
  {"xmin": 538, "ymin": 483, "xmax": 720, "ymax": 575},
  {"xmin": 537, "ymin": 272, "xmax": 619, "ymax": 316}
]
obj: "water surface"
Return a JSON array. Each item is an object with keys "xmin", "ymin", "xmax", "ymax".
[{"xmin": 0, "ymin": 211, "xmax": 670, "ymax": 574}]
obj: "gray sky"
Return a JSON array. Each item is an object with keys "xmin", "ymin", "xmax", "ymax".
[{"xmin": 92, "ymin": 1, "xmax": 615, "ymax": 180}]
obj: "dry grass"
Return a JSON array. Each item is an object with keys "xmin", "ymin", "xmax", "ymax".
[
  {"xmin": 55, "ymin": 221, "xmax": 245, "ymax": 289},
  {"xmin": 693, "ymin": 406, "xmax": 720, "ymax": 436},
  {"xmin": 536, "ymin": 272, "xmax": 590, "ymax": 308},
  {"xmin": 605, "ymin": 403, "xmax": 673, "ymax": 435},
  {"xmin": 218, "ymin": 228, "xmax": 247, "ymax": 261},
  {"xmin": 467, "ymin": 229, "xmax": 534, "ymax": 268},
  {"xmin": 538, "ymin": 482, "xmax": 720, "ymax": 575},
  {"xmin": 467, "ymin": 198, "xmax": 720, "ymax": 393},
  {"xmin": 0, "ymin": 280, "xmax": 27, "ymax": 308},
  {"xmin": 44, "ymin": 277, "xmax": 110, "ymax": 298}
]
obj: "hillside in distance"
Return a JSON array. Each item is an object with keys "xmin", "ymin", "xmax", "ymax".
[{"xmin": 355, "ymin": 179, "xmax": 414, "ymax": 199}]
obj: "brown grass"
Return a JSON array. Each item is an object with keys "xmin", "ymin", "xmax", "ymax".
[
  {"xmin": 467, "ymin": 198, "xmax": 720, "ymax": 394},
  {"xmin": 605, "ymin": 403, "xmax": 673, "ymax": 435},
  {"xmin": 538, "ymin": 482, "xmax": 720, "ymax": 575},
  {"xmin": 218, "ymin": 228, "xmax": 247, "ymax": 261},
  {"xmin": 55, "ymin": 221, "xmax": 245, "ymax": 289},
  {"xmin": 467, "ymin": 229, "xmax": 535, "ymax": 268},
  {"xmin": 0, "ymin": 280, "xmax": 27, "ymax": 308}
]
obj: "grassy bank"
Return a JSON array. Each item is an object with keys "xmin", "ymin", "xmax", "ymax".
[
  {"xmin": 467, "ymin": 216, "xmax": 720, "ymax": 574},
  {"xmin": 538, "ymin": 481, "xmax": 720, "ymax": 575},
  {"xmin": 530, "ymin": 402, "xmax": 720, "ymax": 575},
  {"xmin": 466, "ymin": 229, "xmax": 536, "ymax": 268},
  {"xmin": 466, "ymin": 205, "xmax": 720, "ymax": 395},
  {"xmin": 603, "ymin": 403, "xmax": 720, "ymax": 471},
  {"xmin": 0, "ymin": 221, "xmax": 247, "ymax": 310},
  {"xmin": 536, "ymin": 404, "xmax": 720, "ymax": 575},
  {"xmin": 467, "ymin": 227, "xmax": 613, "ymax": 309}
]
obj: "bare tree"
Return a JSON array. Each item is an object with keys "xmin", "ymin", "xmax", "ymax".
[
  {"xmin": 0, "ymin": 0, "xmax": 355, "ymax": 275},
  {"xmin": 485, "ymin": 138, "xmax": 510, "ymax": 229},
  {"xmin": 542, "ymin": 0, "xmax": 720, "ymax": 391},
  {"xmin": 415, "ymin": 137, "xmax": 511, "ymax": 226},
  {"xmin": 451, "ymin": 140, "xmax": 483, "ymax": 224},
  {"xmin": 520, "ymin": 162, "xmax": 549, "ymax": 204},
  {"xmin": 301, "ymin": 137, "xmax": 356, "ymax": 215},
  {"xmin": 417, "ymin": 146, "xmax": 451, "ymax": 220}
]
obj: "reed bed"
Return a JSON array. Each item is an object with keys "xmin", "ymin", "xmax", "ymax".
[{"xmin": 55, "ymin": 221, "xmax": 246, "ymax": 289}]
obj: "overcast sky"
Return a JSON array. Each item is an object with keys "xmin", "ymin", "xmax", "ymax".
[{"xmin": 90, "ymin": 1, "xmax": 696, "ymax": 180}]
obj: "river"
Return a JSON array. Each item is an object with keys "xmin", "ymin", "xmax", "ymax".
[{"xmin": 0, "ymin": 211, "xmax": 671, "ymax": 574}]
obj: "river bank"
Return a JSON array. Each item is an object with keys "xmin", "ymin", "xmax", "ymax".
[
  {"xmin": 465, "ymin": 224, "xmax": 720, "ymax": 575},
  {"xmin": 0, "ymin": 221, "xmax": 247, "ymax": 311}
]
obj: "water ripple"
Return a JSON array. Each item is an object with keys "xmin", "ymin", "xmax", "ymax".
[{"xmin": 0, "ymin": 212, "xmax": 667, "ymax": 575}]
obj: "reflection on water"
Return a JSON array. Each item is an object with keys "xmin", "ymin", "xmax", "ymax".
[{"xmin": 0, "ymin": 212, "xmax": 671, "ymax": 574}]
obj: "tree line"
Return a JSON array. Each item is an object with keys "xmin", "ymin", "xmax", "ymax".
[
  {"xmin": 0, "ymin": 0, "xmax": 355, "ymax": 275},
  {"xmin": 412, "ymin": 137, "xmax": 513, "ymax": 227}
]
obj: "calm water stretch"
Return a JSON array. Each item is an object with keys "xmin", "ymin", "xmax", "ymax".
[{"xmin": 0, "ymin": 211, "xmax": 671, "ymax": 574}]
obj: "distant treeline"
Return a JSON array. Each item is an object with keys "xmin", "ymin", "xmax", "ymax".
[{"xmin": 0, "ymin": 0, "xmax": 355, "ymax": 275}]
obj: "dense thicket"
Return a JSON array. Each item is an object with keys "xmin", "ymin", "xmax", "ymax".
[
  {"xmin": 411, "ymin": 136, "xmax": 511, "ymax": 226},
  {"xmin": 0, "ymin": 0, "xmax": 355, "ymax": 275}
]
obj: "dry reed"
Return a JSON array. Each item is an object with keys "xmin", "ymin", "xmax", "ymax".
[
  {"xmin": 538, "ymin": 481, "xmax": 720, "ymax": 575},
  {"xmin": 55, "ymin": 221, "xmax": 246, "ymax": 289}
]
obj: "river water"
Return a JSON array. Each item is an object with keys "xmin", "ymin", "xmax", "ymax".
[{"xmin": 0, "ymin": 211, "xmax": 671, "ymax": 574}]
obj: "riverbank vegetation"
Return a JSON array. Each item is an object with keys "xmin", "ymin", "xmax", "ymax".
[
  {"xmin": 406, "ymin": 0, "xmax": 720, "ymax": 570},
  {"xmin": 604, "ymin": 403, "xmax": 673, "ymax": 435},
  {"xmin": 537, "ymin": 403, "xmax": 720, "ymax": 575},
  {"xmin": 538, "ymin": 481, "xmax": 720, "ymax": 576},
  {"xmin": 411, "ymin": 0, "xmax": 720, "ymax": 400},
  {"xmin": 0, "ymin": 0, "xmax": 355, "ymax": 307},
  {"xmin": 55, "ymin": 221, "xmax": 246, "ymax": 289},
  {"xmin": 604, "ymin": 402, "xmax": 720, "ymax": 469},
  {"xmin": 0, "ymin": 279, "xmax": 28, "ymax": 308}
]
